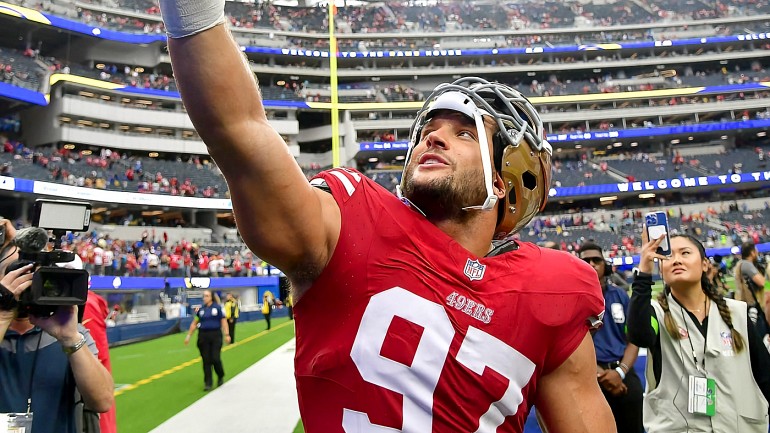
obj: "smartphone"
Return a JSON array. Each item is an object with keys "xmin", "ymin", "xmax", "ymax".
[{"xmin": 645, "ymin": 211, "xmax": 671, "ymax": 256}]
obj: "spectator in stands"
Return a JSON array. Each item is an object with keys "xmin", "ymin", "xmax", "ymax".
[
  {"xmin": 184, "ymin": 289, "xmax": 230, "ymax": 391},
  {"xmin": 0, "ymin": 263, "xmax": 114, "ymax": 433},
  {"xmin": 629, "ymin": 233, "xmax": 770, "ymax": 432},
  {"xmin": 579, "ymin": 242, "xmax": 643, "ymax": 433}
]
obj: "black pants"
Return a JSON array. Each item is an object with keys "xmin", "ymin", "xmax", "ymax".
[
  {"xmin": 197, "ymin": 330, "xmax": 224, "ymax": 386},
  {"xmin": 227, "ymin": 319, "xmax": 236, "ymax": 343},
  {"xmin": 264, "ymin": 311, "xmax": 271, "ymax": 330},
  {"xmin": 601, "ymin": 367, "xmax": 644, "ymax": 433}
]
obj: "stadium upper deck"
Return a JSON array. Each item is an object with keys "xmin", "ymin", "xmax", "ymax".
[
  {"xmin": 0, "ymin": 0, "xmax": 769, "ymax": 205},
  {"xmin": 64, "ymin": 0, "xmax": 770, "ymax": 34}
]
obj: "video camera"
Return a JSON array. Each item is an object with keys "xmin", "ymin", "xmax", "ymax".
[{"xmin": 5, "ymin": 199, "xmax": 91, "ymax": 317}]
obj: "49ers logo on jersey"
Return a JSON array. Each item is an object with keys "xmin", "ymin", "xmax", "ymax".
[
  {"xmin": 446, "ymin": 291, "xmax": 494, "ymax": 324},
  {"xmin": 463, "ymin": 258, "xmax": 486, "ymax": 281}
]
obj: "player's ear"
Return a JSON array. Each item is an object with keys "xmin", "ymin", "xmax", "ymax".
[{"xmin": 493, "ymin": 172, "xmax": 506, "ymax": 200}]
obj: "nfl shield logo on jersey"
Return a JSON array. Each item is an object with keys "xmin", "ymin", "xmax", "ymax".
[{"xmin": 464, "ymin": 258, "xmax": 486, "ymax": 281}]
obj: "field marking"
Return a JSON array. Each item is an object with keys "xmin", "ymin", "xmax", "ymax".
[{"xmin": 114, "ymin": 320, "xmax": 294, "ymax": 397}]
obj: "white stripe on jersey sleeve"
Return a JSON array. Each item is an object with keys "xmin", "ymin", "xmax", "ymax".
[
  {"xmin": 328, "ymin": 170, "xmax": 357, "ymax": 196},
  {"xmin": 338, "ymin": 167, "xmax": 362, "ymax": 182}
]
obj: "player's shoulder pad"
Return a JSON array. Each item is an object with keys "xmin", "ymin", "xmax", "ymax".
[
  {"xmin": 525, "ymin": 245, "xmax": 605, "ymax": 330},
  {"xmin": 310, "ymin": 167, "xmax": 366, "ymax": 203}
]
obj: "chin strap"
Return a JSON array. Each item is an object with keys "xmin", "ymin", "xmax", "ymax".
[
  {"xmin": 461, "ymin": 99, "xmax": 497, "ymax": 212},
  {"xmin": 395, "ymin": 185, "xmax": 427, "ymax": 217}
]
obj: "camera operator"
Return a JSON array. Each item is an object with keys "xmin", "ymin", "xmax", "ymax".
[{"xmin": 0, "ymin": 256, "xmax": 114, "ymax": 433}]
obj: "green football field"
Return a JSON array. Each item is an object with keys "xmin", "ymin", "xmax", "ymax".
[{"xmin": 112, "ymin": 317, "xmax": 295, "ymax": 433}]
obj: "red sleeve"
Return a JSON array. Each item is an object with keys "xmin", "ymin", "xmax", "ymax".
[
  {"xmin": 83, "ymin": 291, "xmax": 111, "ymax": 371},
  {"xmin": 531, "ymin": 249, "xmax": 605, "ymax": 373},
  {"xmin": 310, "ymin": 167, "xmax": 366, "ymax": 206}
]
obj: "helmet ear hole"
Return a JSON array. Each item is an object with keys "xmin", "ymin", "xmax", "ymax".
[
  {"xmin": 508, "ymin": 188, "xmax": 517, "ymax": 206},
  {"xmin": 522, "ymin": 171, "xmax": 537, "ymax": 191}
]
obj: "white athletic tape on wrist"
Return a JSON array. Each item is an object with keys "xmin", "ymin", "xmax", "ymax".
[
  {"xmin": 615, "ymin": 366, "xmax": 626, "ymax": 380},
  {"xmin": 159, "ymin": 0, "xmax": 226, "ymax": 38}
]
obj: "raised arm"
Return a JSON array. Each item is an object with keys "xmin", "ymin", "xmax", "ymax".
[
  {"xmin": 535, "ymin": 333, "xmax": 616, "ymax": 433},
  {"xmin": 160, "ymin": 5, "xmax": 340, "ymax": 285},
  {"xmin": 628, "ymin": 230, "xmax": 667, "ymax": 348}
]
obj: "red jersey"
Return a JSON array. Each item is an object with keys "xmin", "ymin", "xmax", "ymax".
[{"xmin": 295, "ymin": 168, "xmax": 604, "ymax": 433}]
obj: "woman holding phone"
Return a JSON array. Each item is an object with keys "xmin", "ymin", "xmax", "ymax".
[{"xmin": 627, "ymin": 230, "xmax": 770, "ymax": 432}]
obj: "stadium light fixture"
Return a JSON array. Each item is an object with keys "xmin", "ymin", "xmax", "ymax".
[
  {"xmin": 639, "ymin": 193, "xmax": 656, "ymax": 199},
  {"xmin": 721, "ymin": 136, "xmax": 729, "ymax": 140},
  {"xmin": 368, "ymin": 157, "xmax": 378, "ymax": 162},
  {"xmin": 758, "ymin": 131, "xmax": 767, "ymax": 137},
  {"xmin": 613, "ymin": 142, "xmax": 622, "ymax": 147},
  {"xmin": 599, "ymin": 196, "xmax": 617, "ymax": 202},
  {"xmin": 575, "ymin": 144, "xmax": 582, "ymax": 149},
  {"xmin": 630, "ymin": 142, "xmax": 638, "ymax": 147},
  {"xmin": 688, "ymin": 136, "xmax": 694, "ymax": 141},
  {"xmin": 395, "ymin": 155, "xmax": 405, "ymax": 160},
  {"xmin": 670, "ymin": 139, "xmax": 680, "ymax": 144}
]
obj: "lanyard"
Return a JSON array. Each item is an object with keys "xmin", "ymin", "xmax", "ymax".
[
  {"xmin": 679, "ymin": 301, "xmax": 708, "ymax": 375},
  {"xmin": 25, "ymin": 332, "xmax": 42, "ymax": 413}
]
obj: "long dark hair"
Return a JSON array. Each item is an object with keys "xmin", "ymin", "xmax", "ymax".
[{"xmin": 656, "ymin": 234, "xmax": 745, "ymax": 353}]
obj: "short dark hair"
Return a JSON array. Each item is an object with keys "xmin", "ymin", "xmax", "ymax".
[
  {"xmin": 579, "ymin": 242, "xmax": 604, "ymax": 256},
  {"xmin": 741, "ymin": 242, "xmax": 757, "ymax": 259}
]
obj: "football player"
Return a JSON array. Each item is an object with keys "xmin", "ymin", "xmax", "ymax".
[{"xmin": 159, "ymin": 5, "xmax": 614, "ymax": 431}]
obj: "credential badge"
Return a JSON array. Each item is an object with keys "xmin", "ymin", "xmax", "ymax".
[{"xmin": 464, "ymin": 258, "xmax": 486, "ymax": 282}]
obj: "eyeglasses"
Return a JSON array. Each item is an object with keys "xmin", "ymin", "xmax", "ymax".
[{"xmin": 582, "ymin": 257, "xmax": 605, "ymax": 265}]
